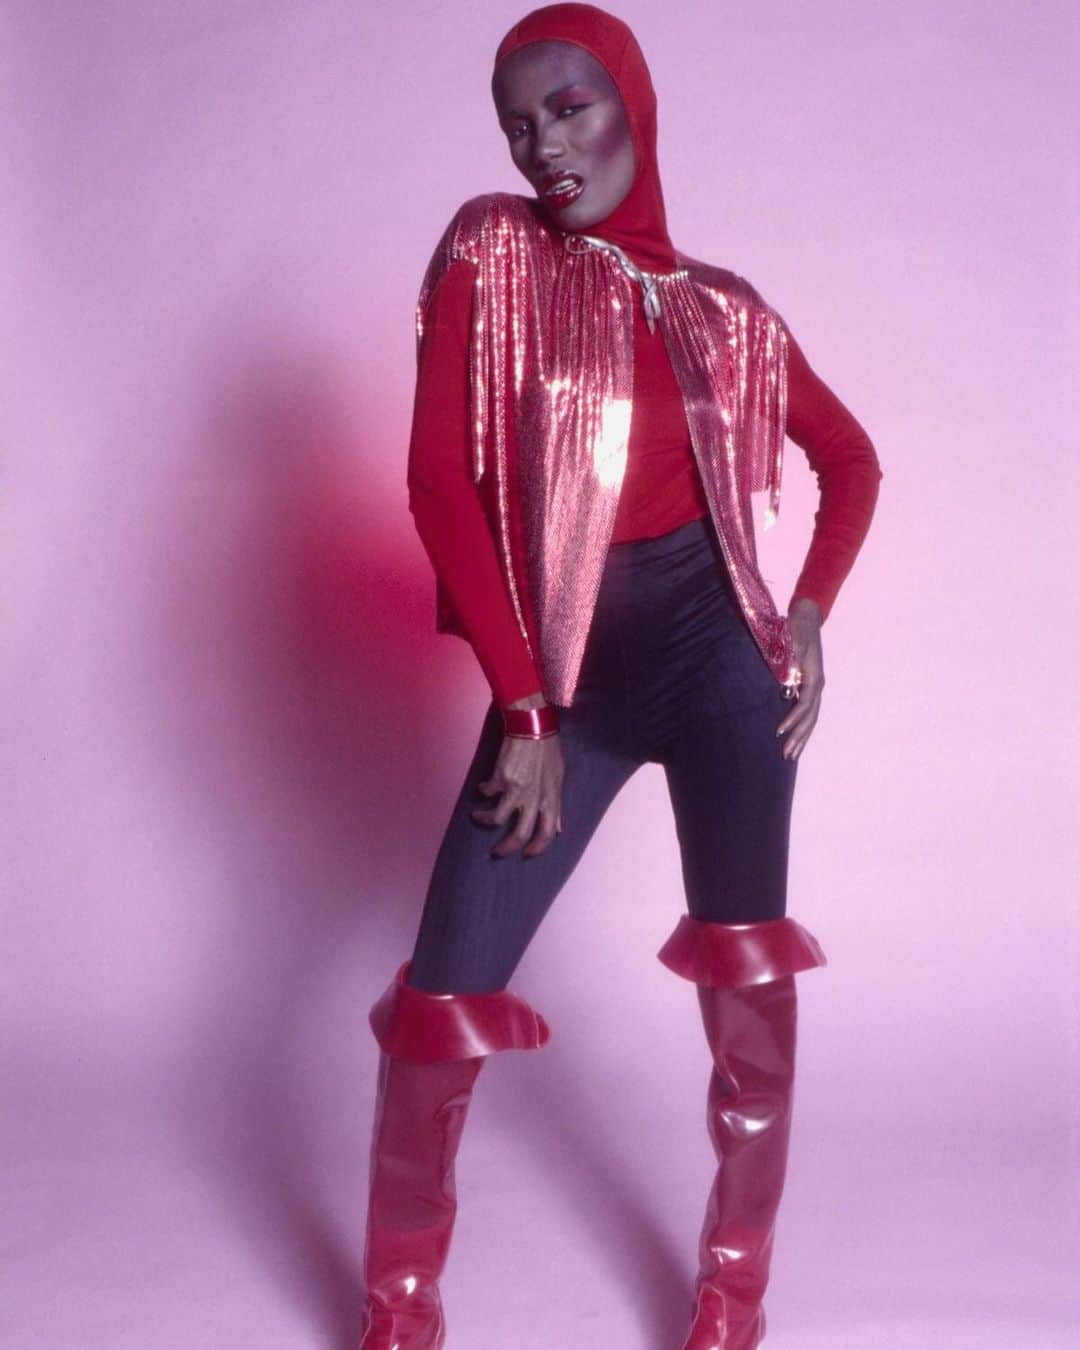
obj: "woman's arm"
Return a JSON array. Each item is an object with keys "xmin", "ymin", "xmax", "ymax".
[
  {"xmin": 774, "ymin": 325, "xmax": 882, "ymax": 758},
  {"xmin": 407, "ymin": 257, "xmax": 548, "ymax": 709},
  {"xmin": 783, "ymin": 326, "xmax": 884, "ymax": 621}
]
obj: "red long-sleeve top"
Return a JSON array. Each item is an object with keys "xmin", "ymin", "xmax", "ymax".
[{"xmin": 407, "ymin": 257, "xmax": 882, "ymax": 708}]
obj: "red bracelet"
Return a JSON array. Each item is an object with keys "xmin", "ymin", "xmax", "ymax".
[{"xmin": 502, "ymin": 704, "xmax": 560, "ymax": 739}]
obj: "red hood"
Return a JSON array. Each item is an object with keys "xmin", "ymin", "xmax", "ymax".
[{"xmin": 493, "ymin": 2, "xmax": 679, "ymax": 273}]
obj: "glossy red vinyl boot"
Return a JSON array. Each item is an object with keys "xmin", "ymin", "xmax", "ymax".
[
  {"xmin": 357, "ymin": 960, "xmax": 551, "ymax": 1350},
  {"xmin": 657, "ymin": 915, "xmax": 827, "ymax": 1349}
]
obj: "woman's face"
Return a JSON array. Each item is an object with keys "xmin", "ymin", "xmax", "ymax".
[{"xmin": 491, "ymin": 40, "xmax": 636, "ymax": 231}]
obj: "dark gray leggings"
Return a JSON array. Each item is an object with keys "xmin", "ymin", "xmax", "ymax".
[{"xmin": 407, "ymin": 515, "xmax": 798, "ymax": 994}]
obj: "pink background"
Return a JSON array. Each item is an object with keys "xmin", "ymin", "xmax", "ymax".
[{"xmin": 4, "ymin": 2, "xmax": 1077, "ymax": 1346}]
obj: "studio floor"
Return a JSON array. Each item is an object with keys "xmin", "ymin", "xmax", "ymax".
[{"xmin": 3, "ymin": 1055, "xmax": 1077, "ymax": 1350}]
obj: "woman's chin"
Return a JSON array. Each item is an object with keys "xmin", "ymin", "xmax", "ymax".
[{"xmin": 538, "ymin": 197, "xmax": 603, "ymax": 234}]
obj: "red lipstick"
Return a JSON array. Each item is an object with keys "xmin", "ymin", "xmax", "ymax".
[{"xmin": 540, "ymin": 171, "xmax": 584, "ymax": 209}]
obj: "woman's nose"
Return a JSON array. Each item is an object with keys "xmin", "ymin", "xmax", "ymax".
[{"xmin": 532, "ymin": 123, "xmax": 567, "ymax": 170}]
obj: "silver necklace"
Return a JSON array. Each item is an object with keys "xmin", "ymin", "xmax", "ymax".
[{"xmin": 563, "ymin": 232, "xmax": 666, "ymax": 333}]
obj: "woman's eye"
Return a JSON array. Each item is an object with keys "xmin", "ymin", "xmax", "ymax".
[{"xmin": 507, "ymin": 105, "xmax": 588, "ymax": 141}]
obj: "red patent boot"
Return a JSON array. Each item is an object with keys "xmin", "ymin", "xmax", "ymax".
[
  {"xmin": 357, "ymin": 960, "xmax": 551, "ymax": 1350},
  {"xmin": 657, "ymin": 915, "xmax": 827, "ymax": 1349}
]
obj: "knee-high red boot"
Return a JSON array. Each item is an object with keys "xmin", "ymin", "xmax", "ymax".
[
  {"xmin": 357, "ymin": 960, "xmax": 552, "ymax": 1350},
  {"xmin": 657, "ymin": 915, "xmax": 827, "ymax": 1350}
]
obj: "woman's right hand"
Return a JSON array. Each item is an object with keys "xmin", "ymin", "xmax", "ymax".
[{"xmin": 471, "ymin": 696, "xmax": 565, "ymax": 858}]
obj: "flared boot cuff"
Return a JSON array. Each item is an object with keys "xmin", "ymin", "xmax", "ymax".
[
  {"xmin": 368, "ymin": 960, "xmax": 553, "ymax": 1062},
  {"xmin": 657, "ymin": 915, "xmax": 827, "ymax": 989}
]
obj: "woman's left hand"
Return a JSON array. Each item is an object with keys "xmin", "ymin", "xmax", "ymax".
[{"xmin": 776, "ymin": 598, "xmax": 825, "ymax": 760}]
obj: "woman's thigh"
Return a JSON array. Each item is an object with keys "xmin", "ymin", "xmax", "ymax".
[
  {"xmin": 661, "ymin": 659, "xmax": 798, "ymax": 925},
  {"xmin": 407, "ymin": 697, "xmax": 641, "ymax": 994}
]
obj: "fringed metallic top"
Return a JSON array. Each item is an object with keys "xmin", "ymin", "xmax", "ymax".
[{"xmin": 414, "ymin": 192, "xmax": 799, "ymax": 708}]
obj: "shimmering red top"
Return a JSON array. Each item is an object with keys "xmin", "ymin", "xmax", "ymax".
[{"xmin": 407, "ymin": 255, "xmax": 881, "ymax": 708}]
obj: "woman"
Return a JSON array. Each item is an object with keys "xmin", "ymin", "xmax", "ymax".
[{"xmin": 358, "ymin": 5, "xmax": 882, "ymax": 1348}]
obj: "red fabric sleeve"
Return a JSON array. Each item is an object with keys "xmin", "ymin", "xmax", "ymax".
[
  {"xmin": 783, "ymin": 327, "xmax": 883, "ymax": 622},
  {"xmin": 406, "ymin": 257, "xmax": 547, "ymax": 708}
]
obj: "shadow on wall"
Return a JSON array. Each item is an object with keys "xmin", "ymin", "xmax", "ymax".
[{"xmin": 132, "ymin": 310, "xmax": 479, "ymax": 1341}]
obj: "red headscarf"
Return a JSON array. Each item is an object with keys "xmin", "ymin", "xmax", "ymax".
[{"xmin": 493, "ymin": 3, "xmax": 678, "ymax": 273}]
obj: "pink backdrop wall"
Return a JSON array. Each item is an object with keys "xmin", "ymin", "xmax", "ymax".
[{"xmin": 4, "ymin": 2, "xmax": 1077, "ymax": 1346}]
